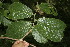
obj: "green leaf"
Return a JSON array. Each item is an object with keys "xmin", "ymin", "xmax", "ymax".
[
  {"xmin": 0, "ymin": 8, "xmax": 4, "ymax": 24},
  {"xmin": 0, "ymin": 14, "xmax": 11, "ymax": 26},
  {"xmin": 0, "ymin": 15, "xmax": 1, "ymax": 24},
  {"xmin": 0, "ymin": 9, "xmax": 11, "ymax": 26},
  {"xmin": 39, "ymin": 3, "xmax": 58, "ymax": 16},
  {"xmin": 4, "ymin": 2, "xmax": 33, "ymax": 20},
  {"xmin": 0, "ymin": 20, "xmax": 1, "ymax": 24},
  {"xmin": 0, "ymin": 1, "xmax": 2, "ymax": 7},
  {"xmin": 0, "ymin": 15, "xmax": 3, "ymax": 24},
  {"xmin": 32, "ymin": 27, "xmax": 48, "ymax": 43},
  {"xmin": 32, "ymin": 17, "xmax": 66, "ymax": 43},
  {"xmin": 2, "ymin": 17, "xmax": 12, "ymax": 26},
  {"xmin": 6, "ymin": 21, "xmax": 32, "ymax": 39},
  {"xmin": 3, "ymin": 3, "xmax": 10, "ymax": 9}
]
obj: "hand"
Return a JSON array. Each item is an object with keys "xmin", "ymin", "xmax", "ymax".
[{"xmin": 12, "ymin": 40, "xmax": 29, "ymax": 47}]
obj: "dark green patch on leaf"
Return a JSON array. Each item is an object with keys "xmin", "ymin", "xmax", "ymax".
[
  {"xmin": 0, "ymin": 15, "xmax": 1, "ymax": 24},
  {"xmin": 0, "ymin": 8, "xmax": 4, "ymax": 24},
  {"xmin": 0, "ymin": 1, "xmax": 2, "ymax": 7}
]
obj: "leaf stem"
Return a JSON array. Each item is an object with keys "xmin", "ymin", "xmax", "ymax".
[
  {"xmin": 0, "ymin": 29, "xmax": 36, "ymax": 47},
  {"xmin": 34, "ymin": 13, "xmax": 36, "ymax": 23},
  {"xmin": 48, "ymin": 0, "xmax": 50, "ymax": 3},
  {"xmin": 0, "ymin": 36, "xmax": 36, "ymax": 47},
  {"xmin": 30, "ymin": 43, "xmax": 36, "ymax": 47},
  {"xmin": 0, "ymin": 37, "xmax": 18, "ymax": 40},
  {"xmin": 21, "ymin": 29, "xmax": 32, "ymax": 39}
]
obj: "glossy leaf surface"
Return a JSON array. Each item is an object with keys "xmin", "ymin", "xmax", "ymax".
[
  {"xmin": 4, "ymin": 2, "xmax": 33, "ymax": 20},
  {"xmin": 39, "ymin": 3, "xmax": 58, "ymax": 16},
  {"xmin": 6, "ymin": 21, "xmax": 31, "ymax": 39},
  {"xmin": 32, "ymin": 17, "xmax": 66, "ymax": 43}
]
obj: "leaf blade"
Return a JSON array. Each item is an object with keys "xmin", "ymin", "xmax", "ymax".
[
  {"xmin": 32, "ymin": 17, "xmax": 66, "ymax": 43},
  {"xmin": 6, "ymin": 21, "xmax": 32, "ymax": 39},
  {"xmin": 4, "ymin": 2, "xmax": 33, "ymax": 20}
]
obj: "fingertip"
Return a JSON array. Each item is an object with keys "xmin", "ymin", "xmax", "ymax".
[
  {"xmin": 19, "ymin": 39, "xmax": 23, "ymax": 41},
  {"xmin": 14, "ymin": 40, "xmax": 20, "ymax": 45},
  {"xmin": 24, "ymin": 41, "xmax": 29, "ymax": 46}
]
